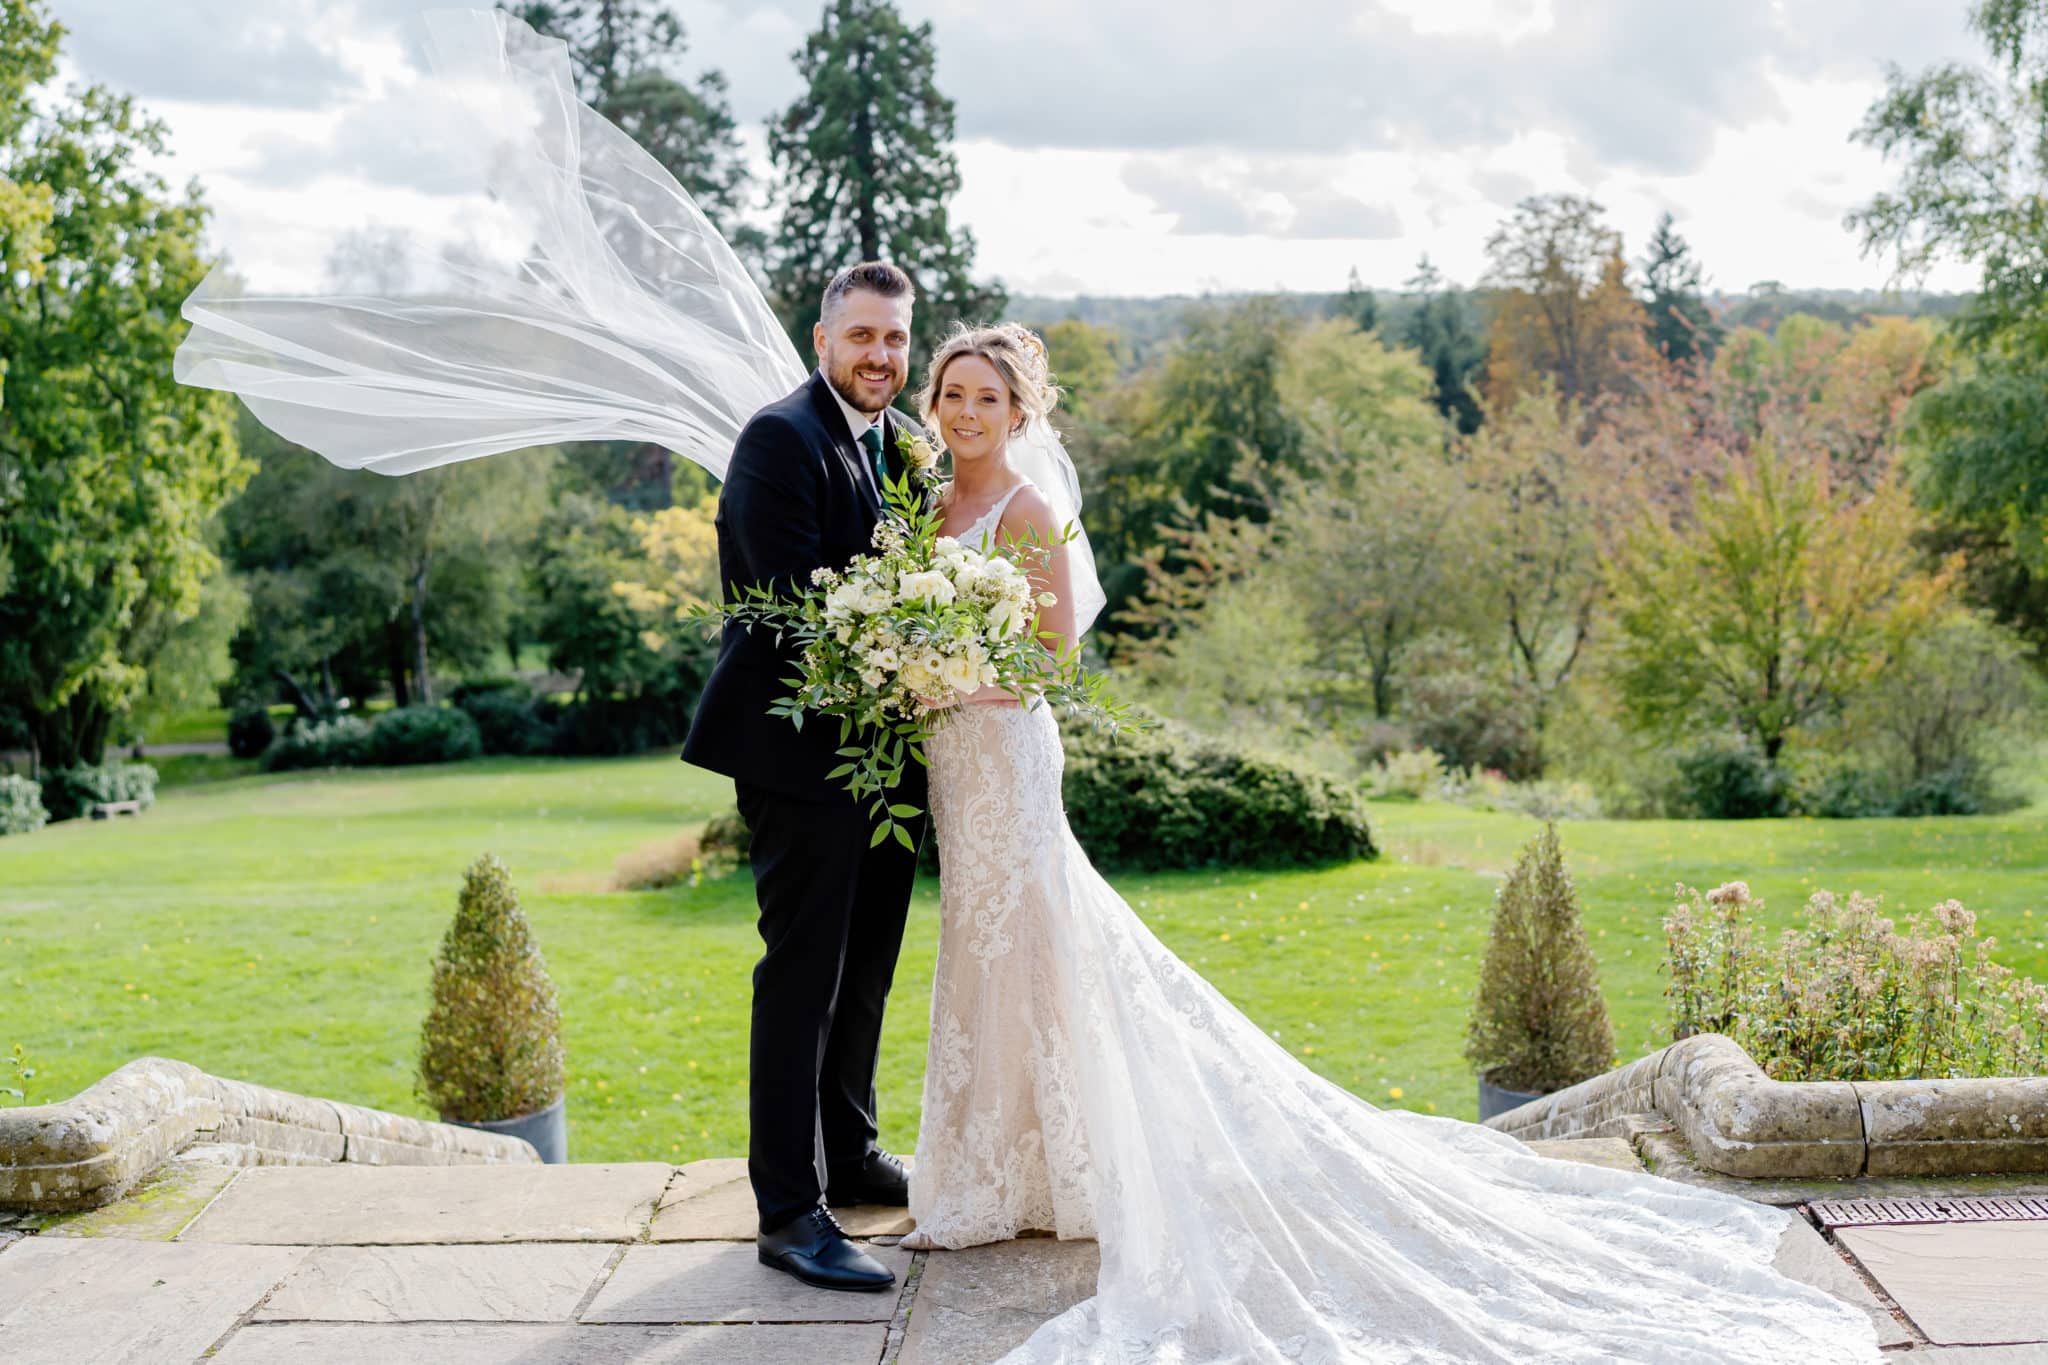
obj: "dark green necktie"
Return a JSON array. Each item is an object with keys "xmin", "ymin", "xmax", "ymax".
[{"xmin": 859, "ymin": 424, "xmax": 887, "ymax": 491}]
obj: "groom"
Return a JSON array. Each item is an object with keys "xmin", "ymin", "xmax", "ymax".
[{"xmin": 682, "ymin": 261, "xmax": 929, "ymax": 1292}]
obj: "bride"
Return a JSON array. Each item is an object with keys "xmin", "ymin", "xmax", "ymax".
[
  {"xmin": 175, "ymin": 11, "xmax": 1880, "ymax": 1362},
  {"xmin": 895, "ymin": 324, "xmax": 1877, "ymax": 1364}
]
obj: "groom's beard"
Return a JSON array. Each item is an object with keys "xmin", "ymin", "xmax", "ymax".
[{"xmin": 823, "ymin": 353, "xmax": 906, "ymax": 417}]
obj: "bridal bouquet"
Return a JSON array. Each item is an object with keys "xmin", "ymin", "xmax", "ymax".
[{"xmin": 699, "ymin": 436, "xmax": 1131, "ymax": 847}]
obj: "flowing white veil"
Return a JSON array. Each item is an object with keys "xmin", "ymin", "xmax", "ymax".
[
  {"xmin": 1009, "ymin": 418, "xmax": 1107, "ymax": 637},
  {"xmin": 173, "ymin": 7, "xmax": 802, "ymax": 478},
  {"xmin": 173, "ymin": 5, "xmax": 1106, "ymax": 634}
]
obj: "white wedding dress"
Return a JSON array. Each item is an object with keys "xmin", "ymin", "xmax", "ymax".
[{"xmin": 906, "ymin": 486, "xmax": 1880, "ymax": 1364}]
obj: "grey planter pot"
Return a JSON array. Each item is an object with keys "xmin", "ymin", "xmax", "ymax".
[
  {"xmin": 449, "ymin": 1096, "xmax": 567, "ymax": 1163},
  {"xmin": 1476, "ymin": 1074, "xmax": 1546, "ymax": 1122}
]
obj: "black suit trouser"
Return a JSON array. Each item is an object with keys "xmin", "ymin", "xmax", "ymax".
[{"xmin": 736, "ymin": 781, "xmax": 923, "ymax": 1234}]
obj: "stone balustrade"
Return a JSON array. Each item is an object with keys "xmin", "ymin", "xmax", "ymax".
[
  {"xmin": 0, "ymin": 1057, "xmax": 539, "ymax": 1212},
  {"xmin": 1485, "ymin": 1034, "xmax": 2048, "ymax": 1179}
]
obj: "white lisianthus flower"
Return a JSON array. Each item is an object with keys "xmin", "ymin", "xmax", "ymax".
[
  {"xmin": 867, "ymin": 645, "xmax": 901, "ymax": 671},
  {"xmin": 860, "ymin": 668, "xmax": 886, "ymax": 689},
  {"xmin": 825, "ymin": 581, "xmax": 865, "ymax": 616},
  {"xmin": 897, "ymin": 570, "xmax": 957, "ymax": 606}
]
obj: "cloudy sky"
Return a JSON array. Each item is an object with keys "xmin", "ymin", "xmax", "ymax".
[{"xmin": 47, "ymin": 0, "xmax": 1984, "ymax": 298}]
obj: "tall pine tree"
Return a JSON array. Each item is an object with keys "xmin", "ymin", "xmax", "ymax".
[
  {"xmin": 766, "ymin": 0, "xmax": 1002, "ymax": 363},
  {"xmin": 1640, "ymin": 212, "xmax": 1720, "ymax": 364},
  {"xmin": 507, "ymin": 2, "xmax": 751, "ymax": 242},
  {"xmin": 1401, "ymin": 257, "xmax": 1485, "ymax": 434},
  {"xmin": 1329, "ymin": 266, "xmax": 1378, "ymax": 333}
]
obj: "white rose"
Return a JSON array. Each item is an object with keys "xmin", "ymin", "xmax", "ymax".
[
  {"xmin": 897, "ymin": 570, "xmax": 957, "ymax": 606},
  {"xmin": 940, "ymin": 653, "xmax": 980, "ymax": 692},
  {"xmin": 988, "ymin": 599, "xmax": 1027, "ymax": 637}
]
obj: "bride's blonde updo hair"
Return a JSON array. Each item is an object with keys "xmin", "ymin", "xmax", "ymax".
[{"xmin": 915, "ymin": 322, "xmax": 1060, "ymax": 436}]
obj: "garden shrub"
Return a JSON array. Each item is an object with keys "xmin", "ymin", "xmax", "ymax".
[
  {"xmin": 0, "ymin": 776, "xmax": 48, "ymax": 836},
  {"xmin": 418, "ymin": 854, "xmax": 566, "ymax": 1122},
  {"xmin": 700, "ymin": 808, "xmax": 750, "ymax": 867},
  {"xmin": 262, "ymin": 716, "xmax": 372, "ymax": 771},
  {"xmin": 366, "ymin": 705, "xmax": 483, "ymax": 766},
  {"xmin": 226, "ymin": 703, "xmax": 276, "ymax": 759},
  {"xmin": 1393, "ymin": 633, "xmax": 1542, "ymax": 779},
  {"xmin": 1362, "ymin": 748, "xmax": 1445, "ymax": 801},
  {"xmin": 39, "ymin": 762, "xmax": 159, "ymax": 822},
  {"xmin": 1061, "ymin": 709, "xmax": 1376, "ymax": 871},
  {"xmin": 455, "ymin": 687, "xmax": 556, "ymax": 756},
  {"xmin": 1465, "ymin": 824, "xmax": 1615, "ymax": 1094},
  {"xmin": 549, "ymin": 692, "xmax": 689, "ymax": 756},
  {"xmin": 1664, "ymin": 881, "xmax": 2048, "ymax": 1081},
  {"xmin": 1665, "ymin": 731, "xmax": 1788, "ymax": 819}
]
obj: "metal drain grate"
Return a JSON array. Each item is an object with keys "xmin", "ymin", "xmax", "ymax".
[{"xmin": 1809, "ymin": 1197, "xmax": 2048, "ymax": 1228}]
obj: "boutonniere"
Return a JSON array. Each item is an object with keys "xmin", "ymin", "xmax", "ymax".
[{"xmin": 897, "ymin": 430, "xmax": 942, "ymax": 486}]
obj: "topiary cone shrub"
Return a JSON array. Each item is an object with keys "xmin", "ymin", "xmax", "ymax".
[
  {"xmin": 1464, "ymin": 823, "xmax": 1615, "ymax": 1096},
  {"xmin": 418, "ymin": 854, "xmax": 566, "ymax": 1123}
]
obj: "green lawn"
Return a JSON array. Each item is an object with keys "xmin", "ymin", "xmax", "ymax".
[{"xmin": 4, "ymin": 755, "xmax": 2045, "ymax": 1163}]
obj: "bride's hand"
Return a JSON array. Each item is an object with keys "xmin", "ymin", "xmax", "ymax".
[
  {"xmin": 963, "ymin": 684, "xmax": 1024, "ymax": 707},
  {"xmin": 916, "ymin": 693, "xmax": 960, "ymax": 710}
]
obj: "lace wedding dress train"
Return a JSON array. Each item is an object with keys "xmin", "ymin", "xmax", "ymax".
[{"xmin": 906, "ymin": 497, "xmax": 1879, "ymax": 1365}]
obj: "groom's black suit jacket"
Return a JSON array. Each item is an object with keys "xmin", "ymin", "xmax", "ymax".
[{"xmin": 682, "ymin": 370, "xmax": 928, "ymax": 805}]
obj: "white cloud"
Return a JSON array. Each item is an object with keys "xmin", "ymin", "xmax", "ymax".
[{"xmin": 44, "ymin": 1, "xmax": 1989, "ymax": 297}]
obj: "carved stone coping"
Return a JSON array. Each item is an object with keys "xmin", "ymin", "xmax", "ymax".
[
  {"xmin": 0, "ymin": 1057, "xmax": 541, "ymax": 1212},
  {"xmin": 1483, "ymin": 1034, "xmax": 2048, "ymax": 1180}
]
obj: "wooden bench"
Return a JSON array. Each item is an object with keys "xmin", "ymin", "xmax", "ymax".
[{"xmin": 89, "ymin": 800, "xmax": 144, "ymax": 820}]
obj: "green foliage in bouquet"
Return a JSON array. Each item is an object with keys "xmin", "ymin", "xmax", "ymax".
[
  {"xmin": 1465, "ymin": 824, "xmax": 1615, "ymax": 1094},
  {"xmin": 1665, "ymin": 881, "xmax": 2048, "ymax": 1081},
  {"xmin": 417, "ymin": 854, "xmax": 566, "ymax": 1123},
  {"xmin": 694, "ymin": 458, "xmax": 1138, "ymax": 848}
]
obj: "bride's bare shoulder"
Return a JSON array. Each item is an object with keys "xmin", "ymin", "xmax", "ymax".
[{"xmin": 997, "ymin": 482, "xmax": 1058, "ymax": 536}]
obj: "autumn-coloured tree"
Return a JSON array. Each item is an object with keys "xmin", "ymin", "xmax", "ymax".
[
  {"xmin": 1607, "ymin": 446, "xmax": 1960, "ymax": 763},
  {"xmin": 1465, "ymin": 391, "xmax": 1634, "ymax": 730},
  {"xmin": 1481, "ymin": 195, "xmax": 1651, "ymax": 410}
]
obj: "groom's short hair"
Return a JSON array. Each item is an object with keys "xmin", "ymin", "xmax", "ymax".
[{"xmin": 821, "ymin": 262, "xmax": 914, "ymax": 324}]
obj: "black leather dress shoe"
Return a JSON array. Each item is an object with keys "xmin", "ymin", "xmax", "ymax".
[
  {"xmin": 757, "ymin": 1206, "xmax": 896, "ymax": 1292},
  {"xmin": 826, "ymin": 1148, "xmax": 910, "ymax": 1207}
]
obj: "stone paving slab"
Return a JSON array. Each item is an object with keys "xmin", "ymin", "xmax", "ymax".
[
  {"xmin": 180, "ymin": 1161, "xmax": 675, "ymax": 1244},
  {"xmin": 1837, "ymin": 1222, "xmax": 2048, "ymax": 1346},
  {"xmin": 651, "ymin": 1159, "xmax": 914, "ymax": 1241},
  {"xmin": 255, "ymin": 1243, "xmax": 618, "ymax": 1322},
  {"xmin": 0, "ymin": 1236, "xmax": 303, "ymax": 1364},
  {"xmin": 584, "ymin": 1241, "xmax": 913, "ymax": 1323},
  {"xmin": 210, "ymin": 1321, "xmax": 891, "ymax": 1364},
  {"xmin": 1525, "ymin": 1137, "xmax": 1644, "ymax": 1173},
  {"xmin": 36, "ymin": 1156, "xmax": 237, "ymax": 1240},
  {"xmin": 898, "ymin": 1239, "xmax": 1099, "ymax": 1365},
  {"xmin": 1772, "ymin": 1219, "xmax": 1912, "ymax": 1348},
  {"xmin": 1899, "ymin": 1348, "xmax": 2048, "ymax": 1364}
]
